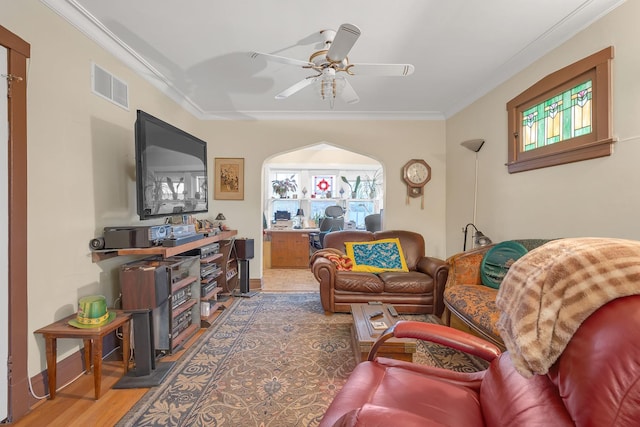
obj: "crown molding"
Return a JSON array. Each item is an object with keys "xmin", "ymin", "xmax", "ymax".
[
  {"xmin": 41, "ymin": 0, "xmax": 443, "ymax": 121},
  {"xmin": 203, "ymin": 110, "xmax": 444, "ymax": 121}
]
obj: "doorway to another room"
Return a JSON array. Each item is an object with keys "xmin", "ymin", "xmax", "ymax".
[{"xmin": 261, "ymin": 143, "xmax": 384, "ymax": 290}]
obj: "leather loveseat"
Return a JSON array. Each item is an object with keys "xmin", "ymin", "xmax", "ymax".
[{"xmin": 310, "ymin": 230, "xmax": 449, "ymax": 315}]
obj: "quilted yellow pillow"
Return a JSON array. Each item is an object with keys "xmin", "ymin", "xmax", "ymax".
[{"xmin": 344, "ymin": 238, "xmax": 409, "ymax": 273}]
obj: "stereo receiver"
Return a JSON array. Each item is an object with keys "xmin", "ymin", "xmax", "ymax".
[{"xmin": 103, "ymin": 225, "xmax": 172, "ymax": 249}]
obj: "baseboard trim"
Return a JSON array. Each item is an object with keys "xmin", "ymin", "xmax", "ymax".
[
  {"xmin": 28, "ymin": 349, "xmax": 83, "ymax": 406},
  {"xmin": 28, "ymin": 332, "xmax": 119, "ymax": 407},
  {"xmin": 249, "ymin": 277, "xmax": 262, "ymax": 290}
]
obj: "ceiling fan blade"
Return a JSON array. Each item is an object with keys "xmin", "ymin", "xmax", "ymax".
[
  {"xmin": 348, "ymin": 63, "xmax": 415, "ymax": 76},
  {"xmin": 340, "ymin": 79, "xmax": 360, "ymax": 104},
  {"xmin": 327, "ymin": 23, "xmax": 361, "ymax": 63},
  {"xmin": 275, "ymin": 77, "xmax": 318, "ymax": 100},
  {"xmin": 250, "ymin": 51, "xmax": 313, "ymax": 68}
]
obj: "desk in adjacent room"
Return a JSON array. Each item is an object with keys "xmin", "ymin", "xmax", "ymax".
[{"xmin": 268, "ymin": 229, "xmax": 319, "ymax": 268}]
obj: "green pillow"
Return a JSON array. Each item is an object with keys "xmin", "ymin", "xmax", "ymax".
[{"xmin": 480, "ymin": 241, "xmax": 528, "ymax": 289}]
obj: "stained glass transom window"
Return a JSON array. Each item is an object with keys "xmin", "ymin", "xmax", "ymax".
[
  {"xmin": 506, "ymin": 46, "xmax": 613, "ymax": 173},
  {"xmin": 521, "ymin": 80, "xmax": 592, "ymax": 152}
]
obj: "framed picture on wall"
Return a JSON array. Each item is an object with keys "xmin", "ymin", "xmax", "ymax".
[{"xmin": 214, "ymin": 157, "xmax": 244, "ymax": 200}]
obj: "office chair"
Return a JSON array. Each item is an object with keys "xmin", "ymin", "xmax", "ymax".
[
  {"xmin": 364, "ymin": 213, "xmax": 381, "ymax": 232},
  {"xmin": 310, "ymin": 205, "xmax": 345, "ymax": 250}
]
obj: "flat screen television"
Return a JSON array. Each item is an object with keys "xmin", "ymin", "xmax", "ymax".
[{"xmin": 135, "ymin": 110, "xmax": 208, "ymax": 220}]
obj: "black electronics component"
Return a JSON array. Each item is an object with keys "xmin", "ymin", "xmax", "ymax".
[
  {"xmin": 89, "ymin": 237, "xmax": 105, "ymax": 250},
  {"xmin": 235, "ymin": 238, "xmax": 254, "ymax": 260},
  {"xmin": 103, "ymin": 225, "xmax": 171, "ymax": 249},
  {"xmin": 162, "ymin": 233, "xmax": 204, "ymax": 247},
  {"xmin": 135, "ymin": 110, "xmax": 208, "ymax": 220},
  {"xmin": 201, "ymin": 281, "xmax": 218, "ymax": 297},
  {"xmin": 387, "ymin": 305, "xmax": 399, "ymax": 317},
  {"xmin": 369, "ymin": 311, "xmax": 384, "ymax": 319}
]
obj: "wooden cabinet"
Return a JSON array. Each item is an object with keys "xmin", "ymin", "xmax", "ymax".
[
  {"xmin": 270, "ymin": 230, "xmax": 311, "ymax": 268},
  {"xmin": 121, "ymin": 255, "xmax": 200, "ymax": 355}
]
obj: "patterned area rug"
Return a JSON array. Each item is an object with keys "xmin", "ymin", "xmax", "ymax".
[{"xmin": 117, "ymin": 293, "xmax": 487, "ymax": 427}]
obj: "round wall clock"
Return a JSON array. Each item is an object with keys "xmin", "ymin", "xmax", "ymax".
[{"xmin": 402, "ymin": 159, "xmax": 431, "ymax": 208}]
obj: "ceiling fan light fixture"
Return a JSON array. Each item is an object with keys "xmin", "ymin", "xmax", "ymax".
[
  {"xmin": 316, "ymin": 75, "xmax": 346, "ymax": 108},
  {"xmin": 252, "ymin": 22, "xmax": 412, "ymax": 107},
  {"xmin": 317, "ymin": 77, "xmax": 345, "ymax": 99}
]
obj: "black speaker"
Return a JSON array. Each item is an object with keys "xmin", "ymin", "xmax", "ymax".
[
  {"xmin": 89, "ymin": 237, "xmax": 105, "ymax": 250},
  {"xmin": 235, "ymin": 238, "xmax": 254, "ymax": 260}
]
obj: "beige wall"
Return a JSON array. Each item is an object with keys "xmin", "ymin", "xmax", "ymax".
[
  {"xmin": 4, "ymin": 1, "xmax": 446, "ymax": 378},
  {"xmin": 446, "ymin": 0, "xmax": 640, "ymax": 257},
  {"xmin": 266, "ymin": 144, "xmax": 381, "ymax": 166}
]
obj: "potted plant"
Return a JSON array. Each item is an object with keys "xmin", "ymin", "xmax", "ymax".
[
  {"xmin": 341, "ymin": 175, "xmax": 361, "ymax": 199},
  {"xmin": 272, "ymin": 175, "xmax": 297, "ymax": 198},
  {"xmin": 363, "ymin": 170, "xmax": 382, "ymax": 199},
  {"xmin": 311, "ymin": 211, "xmax": 323, "ymax": 228}
]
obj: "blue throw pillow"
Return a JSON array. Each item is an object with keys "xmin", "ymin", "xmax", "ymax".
[{"xmin": 345, "ymin": 238, "xmax": 409, "ymax": 273}]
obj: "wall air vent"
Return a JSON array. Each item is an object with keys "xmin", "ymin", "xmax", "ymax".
[{"xmin": 91, "ymin": 63, "xmax": 129, "ymax": 110}]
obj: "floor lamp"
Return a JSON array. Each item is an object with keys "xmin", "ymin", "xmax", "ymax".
[{"xmin": 461, "ymin": 139, "xmax": 489, "ymax": 250}]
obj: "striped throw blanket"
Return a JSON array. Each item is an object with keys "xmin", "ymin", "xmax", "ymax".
[
  {"xmin": 309, "ymin": 248, "xmax": 353, "ymax": 271},
  {"xmin": 496, "ymin": 237, "xmax": 640, "ymax": 377}
]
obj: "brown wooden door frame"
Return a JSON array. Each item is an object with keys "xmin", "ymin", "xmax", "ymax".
[{"xmin": 0, "ymin": 25, "xmax": 30, "ymax": 422}]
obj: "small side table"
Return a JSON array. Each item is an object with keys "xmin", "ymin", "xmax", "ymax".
[{"xmin": 34, "ymin": 310, "xmax": 131, "ymax": 400}]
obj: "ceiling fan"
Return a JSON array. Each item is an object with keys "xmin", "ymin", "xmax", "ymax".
[{"xmin": 250, "ymin": 23, "xmax": 415, "ymax": 108}]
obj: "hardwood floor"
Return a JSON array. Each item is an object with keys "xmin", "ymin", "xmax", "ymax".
[
  {"xmin": 261, "ymin": 267, "xmax": 318, "ymax": 292},
  {"xmin": 11, "ymin": 268, "xmax": 319, "ymax": 426},
  {"xmin": 10, "ymin": 329, "xmax": 204, "ymax": 427}
]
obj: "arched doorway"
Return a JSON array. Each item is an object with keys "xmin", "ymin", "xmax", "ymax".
[{"xmin": 261, "ymin": 143, "xmax": 383, "ymax": 290}]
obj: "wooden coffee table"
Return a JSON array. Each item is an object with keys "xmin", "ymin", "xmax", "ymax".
[{"xmin": 350, "ymin": 303, "xmax": 416, "ymax": 362}]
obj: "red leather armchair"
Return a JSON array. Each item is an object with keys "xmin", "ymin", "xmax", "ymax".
[{"xmin": 320, "ymin": 295, "xmax": 640, "ymax": 427}]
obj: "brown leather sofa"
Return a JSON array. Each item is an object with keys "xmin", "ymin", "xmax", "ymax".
[
  {"xmin": 319, "ymin": 295, "xmax": 640, "ymax": 427},
  {"xmin": 310, "ymin": 230, "xmax": 449, "ymax": 315}
]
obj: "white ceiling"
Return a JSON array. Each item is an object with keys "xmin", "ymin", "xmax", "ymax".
[{"xmin": 42, "ymin": 0, "xmax": 624, "ymax": 120}]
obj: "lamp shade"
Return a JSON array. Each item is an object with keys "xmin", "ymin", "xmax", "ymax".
[
  {"xmin": 474, "ymin": 231, "xmax": 492, "ymax": 247},
  {"xmin": 296, "ymin": 209, "xmax": 305, "ymax": 217},
  {"xmin": 461, "ymin": 139, "xmax": 485, "ymax": 152},
  {"xmin": 463, "ymin": 223, "xmax": 492, "ymax": 251},
  {"xmin": 215, "ymin": 213, "xmax": 226, "ymax": 221}
]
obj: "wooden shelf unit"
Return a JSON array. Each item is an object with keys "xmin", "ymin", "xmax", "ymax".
[
  {"xmin": 182, "ymin": 241, "xmax": 228, "ymax": 327},
  {"xmin": 117, "ymin": 230, "xmax": 239, "ymax": 354},
  {"xmin": 120, "ymin": 255, "xmax": 201, "ymax": 354},
  {"xmin": 91, "ymin": 230, "xmax": 238, "ymax": 262}
]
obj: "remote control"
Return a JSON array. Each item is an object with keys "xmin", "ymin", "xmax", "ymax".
[
  {"xmin": 387, "ymin": 305, "xmax": 399, "ymax": 317},
  {"xmin": 368, "ymin": 301, "xmax": 383, "ymax": 305},
  {"xmin": 369, "ymin": 311, "xmax": 384, "ymax": 319}
]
